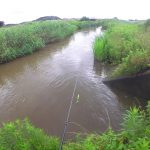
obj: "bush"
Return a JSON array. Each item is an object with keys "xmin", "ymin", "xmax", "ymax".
[{"xmin": 80, "ymin": 16, "xmax": 90, "ymax": 21}]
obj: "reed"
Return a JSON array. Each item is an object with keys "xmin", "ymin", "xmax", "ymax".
[{"xmin": 93, "ymin": 19, "xmax": 150, "ymax": 77}]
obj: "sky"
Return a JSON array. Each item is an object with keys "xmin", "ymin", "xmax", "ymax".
[{"xmin": 0, "ymin": 0, "xmax": 150, "ymax": 24}]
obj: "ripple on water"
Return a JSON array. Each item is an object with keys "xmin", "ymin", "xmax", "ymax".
[{"xmin": 0, "ymin": 27, "xmax": 142, "ymax": 136}]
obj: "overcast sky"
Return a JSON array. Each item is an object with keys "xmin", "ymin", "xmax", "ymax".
[{"xmin": 0, "ymin": 0, "xmax": 149, "ymax": 24}]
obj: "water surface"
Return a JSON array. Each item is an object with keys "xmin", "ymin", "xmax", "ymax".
[{"xmin": 0, "ymin": 28, "xmax": 146, "ymax": 138}]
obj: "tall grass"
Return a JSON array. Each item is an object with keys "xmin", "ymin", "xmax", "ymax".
[
  {"xmin": 78, "ymin": 21, "xmax": 102, "ymax": 29},
  {"xmin": 0, "ymin": 102, "xmax": 150, "ymax": 149},
  {"xmin": 93, "ymin": 36, "xmax": 107, "ymax": 61},
  {"xmin": 112, "ymin": 50, "xmax": 150, "ymax": 77},
  {"xmin": 0, "ymin": 20, "xmax": 101, "ymax": 63},
  {"xmin": 93, "ymin": 19, "xmax": 150, "ymax": 77},
  {"xmin": 0, "ymin": 21, "xmax": 77, "ymax": 63},
  {"xmin": 0, "ymin": 119, "xmax": 59, "ymax": 150}
]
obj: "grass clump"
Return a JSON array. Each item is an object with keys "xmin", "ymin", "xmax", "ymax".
[
  {"xmin": 112, "ymin": 50, "xmax": 150, "ymax": 77},
  {"xmin": 93, "ymin": 19, "xmax": 150, "ymax": 77},
  {"xmin": 93, "ymin": 36, "xmax": 108, "ymax": 61},
  {"xmin": 1, "ymin": 102, "xmax": 150, "ymax": 150}
]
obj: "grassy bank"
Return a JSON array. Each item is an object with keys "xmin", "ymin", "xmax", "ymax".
[
  {"xmin": 0, "ymin": 102, "xmax": 150, "ymax": 150},
  {"xmin": 93, "ymin": 19, "xmax": 150, "ymax": 77},
  {"xmin": 0, "ymin": 20, "xmax": 100, "ymax": 63}
]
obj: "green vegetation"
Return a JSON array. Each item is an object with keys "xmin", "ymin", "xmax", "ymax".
[
  {"xmin": 80, "ymin": 16, "xmax": 91, "ymax": 21},
  {"xmin": 80, "ymin": 16, "xmax": 96, "ymax": 22},
  {"xmin": 1, "ymin": 102, "xmax": 150, "ymax": 150},
  {"xmin": 0, "ymin": 20, "xmax": 100, "ymax": 63},
  {"xmin": 0, "ymin": 119, "xmax": 59, "ymax": 150},
  {"xmin": 93, "ymin": 19, "xmax": 150, "ymax": 77}
]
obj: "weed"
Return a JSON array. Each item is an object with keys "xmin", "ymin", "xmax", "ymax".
[{"xmin": 93, "ymin": 19, "xmax": 150, "ymax": 77}]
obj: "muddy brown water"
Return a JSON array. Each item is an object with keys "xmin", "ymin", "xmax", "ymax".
[{"xmin": 0, "ymin": 28, "xmax": 148, "ymax": 138}]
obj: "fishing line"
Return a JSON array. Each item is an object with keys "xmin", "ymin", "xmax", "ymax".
[{"xmin": 59, "ymin": 78, "xmax": 78, "ymax": 150}]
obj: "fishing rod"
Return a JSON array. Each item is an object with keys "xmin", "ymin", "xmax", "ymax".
[{"xmin": 59, "ymin": 78, "xmax": 78, "ymax": 150}]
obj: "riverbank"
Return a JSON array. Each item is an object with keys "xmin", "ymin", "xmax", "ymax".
[
  {"xmin": 0, "ymin": 102, "xmax": 150, "ymax": 150},
  {"xmin": 93, "ymin": 19, "xmax": 150, "ymax": 78},
  {"xmin": 0, "ymin": 20, "xmax": 100, "ymax": 63}
]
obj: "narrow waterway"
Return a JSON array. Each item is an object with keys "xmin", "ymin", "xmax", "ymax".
[{"xmin": 0, "ymin": 28, "xmax": 147, "ymax": 137}]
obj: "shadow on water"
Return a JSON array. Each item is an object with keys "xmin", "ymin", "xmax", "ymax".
[
  {"xmin": 94, "ymin": 60, "xmax": 149, "ymax": 108},
  {"xmin": 103, "ymin": 74, "xmax": 150, "ymax": 108}
]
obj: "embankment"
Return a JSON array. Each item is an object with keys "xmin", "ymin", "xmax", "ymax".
[
  {"xmin": 0, "ymin": 20, "xmax": 100, "ymax": 63},
  {"xmin": 103, "ymin": 71, "xmax": 150, "ymax": 100},
  {"xmin": 93, "ymin": 19, "xmax": 150, "ymax": 78}
]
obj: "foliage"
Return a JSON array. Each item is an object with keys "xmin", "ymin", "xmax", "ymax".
[
  {"xmin": 112, "ymin": 50, "xmax": 150, "ymax": 77},
  {"xmin": 0, "ymin": 119, "xmax": 59, "ymax": 150},
  {"xmin": 77, "ymin": 20, "xmax": 101, "ymax": 29},
  {"xmin": 0, "ymin": 20, "xmax": 101, "ymax": 63},
  {"xmin": 93, "ymin": 36, "xmax": 108, "ymax": 62},
  {"xmin": 93, "ymin": 19, "xmax": 150, "ymax": 77},
  {"xmin": 0, "ymin": 20, "xmax": 77, "ymax": 63},
  {"xmin": 65, "ymin": 102, "xmax": 150, "ymax": 149},
  {"xmin": 1, "ymin": 102, "xmax": 150, "ymax": 150},
  {"xmin": 80, "ymin": 16, "xmax": 90, "ymax": 21}
]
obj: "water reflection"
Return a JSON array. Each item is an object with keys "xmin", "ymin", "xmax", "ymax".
[{"xmin": 0, "ymin": 36, "xmax": 72, "ymax": 85}]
